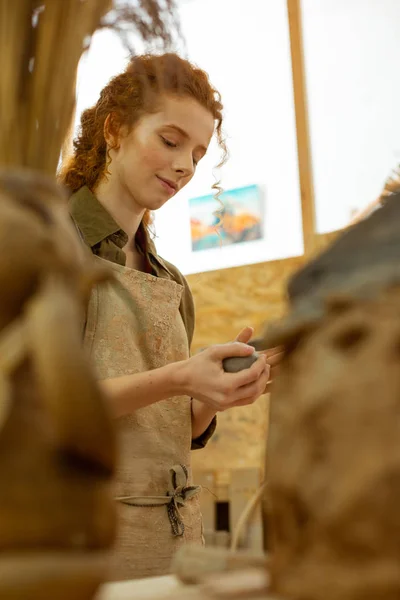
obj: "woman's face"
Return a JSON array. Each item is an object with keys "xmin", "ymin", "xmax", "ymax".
[{"xmin": 108, "ymin": 95, "xmax": 215, "ymax": 212}]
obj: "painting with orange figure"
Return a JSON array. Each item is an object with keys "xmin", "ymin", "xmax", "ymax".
[{"xmin": 189, "ymin": 184, "xmax": 264, "ymax": 252}]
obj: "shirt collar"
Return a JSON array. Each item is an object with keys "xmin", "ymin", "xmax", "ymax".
[
  {"xmin": 69, "ymin": 185, "xmax": 127, "ymax": 248},
  {"xmin": 69, "ymin": 186, "xmax": 174, "ymax": 277}
]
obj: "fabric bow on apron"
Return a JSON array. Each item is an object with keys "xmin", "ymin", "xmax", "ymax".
[{"xmin": 115, "ymin": 464, "xmax": 201, "ymax": 536}]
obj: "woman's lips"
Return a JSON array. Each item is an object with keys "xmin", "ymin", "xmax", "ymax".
[{"xmin": 156, "ymin": 176, "xmax": 177, "ymax": 195}]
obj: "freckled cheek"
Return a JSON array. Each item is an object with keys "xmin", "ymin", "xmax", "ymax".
[{"xmin": 135, "ymin": 141, "xmax": 171, "ymax": 173}]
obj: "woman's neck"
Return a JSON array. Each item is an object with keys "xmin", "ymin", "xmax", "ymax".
[{"xmin": 94, "ymin": 175, "xmax": 145, "ymax": 244}]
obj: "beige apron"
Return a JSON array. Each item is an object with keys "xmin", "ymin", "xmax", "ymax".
[{"xmin": 84, "ymin": 258, "xmax": 203, "ymax": 581}]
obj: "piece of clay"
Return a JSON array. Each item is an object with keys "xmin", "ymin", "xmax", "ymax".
[{"xmin": 223, "ymin": 352, "xmax": 260, "ymax": 373}]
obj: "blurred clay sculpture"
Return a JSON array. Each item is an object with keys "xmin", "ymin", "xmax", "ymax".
[
  {"xmin": 262, "ymin": 192, "xmax": 400, "ymax": 600},
  {"xmin": 0, "ymin": 170, "xmax": 116, "ymax": 600},
  {"xmin": 0, "ymin": 0, "xmax": 181, "ymax": 595}
]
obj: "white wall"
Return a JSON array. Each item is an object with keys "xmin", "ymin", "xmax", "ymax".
[
  {"xmin": 74, "ymin": 0, "xmax": 303, "ymax": 275},
  {"xmin": 302, "ymin": 0, "xmax": 400, "ymax": 233}
]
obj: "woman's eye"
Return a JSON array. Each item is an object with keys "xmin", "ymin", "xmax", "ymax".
[{"xmin": 161, "ymin": 136, "xmax": 177, "ymax": 148}]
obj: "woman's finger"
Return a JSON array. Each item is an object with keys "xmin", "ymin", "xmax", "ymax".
[
  {"xmin": 211, "ymin": 341, "xmax": 254, "ymax": 361},
  {"xmin": 229, "ymin": 355, "xmax": 269, "ymax": 388},
  {"xmin": 258, "ymin": 346, "xmax": 284, "ymax": 358},
  {"xmin": 267, "ymin": 365, "xmax": 279, "ymax": 382},
  {"xmin": 263, "ymin": 381, "xmax": 272, "ymax": 394},
  {"xmin": 232, "ymin": 378, "xmax": 269, "ymax": 405},
  {"xmin": 265, "ymin": 351, "xmax": 285, "ymax": 367},
  {"xmin": 234, "ymin": 326, "xmax": 254, "ymax": 344},
  {"xmin": 233, "ymin": 366, "xmax": 269, "ymax": 401},
  {"xmin": 232, "ymin": 396, "xmax": 260, "ymax": 408}
]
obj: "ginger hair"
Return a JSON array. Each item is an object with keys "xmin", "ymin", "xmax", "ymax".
[{"xmin": 59, "ymin": 53, "xmax": 226, "ymax": 228}]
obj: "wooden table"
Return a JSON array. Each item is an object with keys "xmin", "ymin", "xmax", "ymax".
[
  {"xmin": 95, "ymin": 575, "xmax": 188, "ymax": 600},
  {"xmin": 95, "ymin": 571, "xmax": 272, "ymax": 600}
]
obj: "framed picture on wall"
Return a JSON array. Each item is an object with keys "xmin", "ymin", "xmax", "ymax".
[{"xmin": 189, "ymin": 184, "xmax": 264, "ymax": 253}]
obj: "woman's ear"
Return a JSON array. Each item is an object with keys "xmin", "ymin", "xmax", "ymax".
[{"xmin": 104, "ymin": 113, "xmax": 120, "ymax": 150}]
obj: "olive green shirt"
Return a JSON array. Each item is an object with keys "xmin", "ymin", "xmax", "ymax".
[{"xmin": 69, "ymin": 186, "xmax": 216, "ymax": 450}]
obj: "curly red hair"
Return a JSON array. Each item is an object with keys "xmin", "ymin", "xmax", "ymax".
[{"xmin": 59, "ymin": 53, "xmax": 226, "ymax": 228}]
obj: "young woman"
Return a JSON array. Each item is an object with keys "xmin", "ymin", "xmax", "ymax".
[{"xmin": 60, "ymin": 53, "xmax": 269, "ymax": 581}]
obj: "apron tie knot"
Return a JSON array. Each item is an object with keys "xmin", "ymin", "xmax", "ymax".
[
  {"xmin": 115, "ymin": 464, "xmax": 201, "ymax": 537},
  {"xmin": 166, "ymin": 465, "xmax": 201, "ymax": 536}
]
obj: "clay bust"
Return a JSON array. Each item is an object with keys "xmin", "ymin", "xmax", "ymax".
[
  {"xmin": 0, "ymin": 170, "xmax": 116, "ymax": 600},
  {"xmin": 264, "ymin": 194, "xmax": 400, "ymax": 600}
]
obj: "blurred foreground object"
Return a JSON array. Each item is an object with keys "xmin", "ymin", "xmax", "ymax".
[
  {"xmin": 0, "ymin": 170, "xmax": 116, "ymax": 599},
  {"xmin": 0, "ymin": 1, "xmax": 180, "ymax": 598},
  {"xmin": 171, "ymin": 544, "xmax": 268, "ymax": 585},
  {"xmin": 0, "ymin": 0, "xmax": 181, "ymax": 174},
  {"xmin": 261, "ymin": 190, "xmax": 400, "ymax": 600},
  {"xmin": 97, "ymin": 568, "xmax": 270, "ymax": 600}
]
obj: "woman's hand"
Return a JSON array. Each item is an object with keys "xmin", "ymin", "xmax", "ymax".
[
  {"xmin": 101, "ymin": 327, "xmax": 277, "ymax": 420},
  {"xmin": 177, "ymin": 333, "xmax": 270, "ymax": 412},
  {"xmin": 238, "ymin": 326, "xmax": 284, "ymax": 393}
]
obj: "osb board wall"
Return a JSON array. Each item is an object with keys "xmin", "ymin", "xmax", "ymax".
[
  {"xmin": 187, "ymin": 255, "xmax": 301, "ymax": 473},
  {"xmin": 187, "ymin": 230, "xmax": 342, "ymax": 473},
  {"xmin": 186, "ymin": 255, "xmax": 303, "ymax": 353}
]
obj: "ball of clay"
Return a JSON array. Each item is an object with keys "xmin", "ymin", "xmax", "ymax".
[{"xmin": 223, "ymin": 352, "xmax": 259, "ymax": 373}]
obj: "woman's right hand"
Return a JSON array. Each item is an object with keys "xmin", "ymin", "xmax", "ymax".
[{"xmin": 176, "ymin": 342, "xmax": 270, "ymax": 411}]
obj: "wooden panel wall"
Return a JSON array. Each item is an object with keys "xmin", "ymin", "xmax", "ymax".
[{"xmin": 187, "ymin": 230, "xmax": 341, "ymax": 474}]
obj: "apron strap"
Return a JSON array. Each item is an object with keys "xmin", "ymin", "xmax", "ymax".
[{"xmin": 115, "ymin": 464, "xmax": 201, "ymax": 537}]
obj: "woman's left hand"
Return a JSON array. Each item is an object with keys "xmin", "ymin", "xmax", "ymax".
[{"xmin": 191, "ymin": 327, "xmax": 273, "ymax": 438}]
